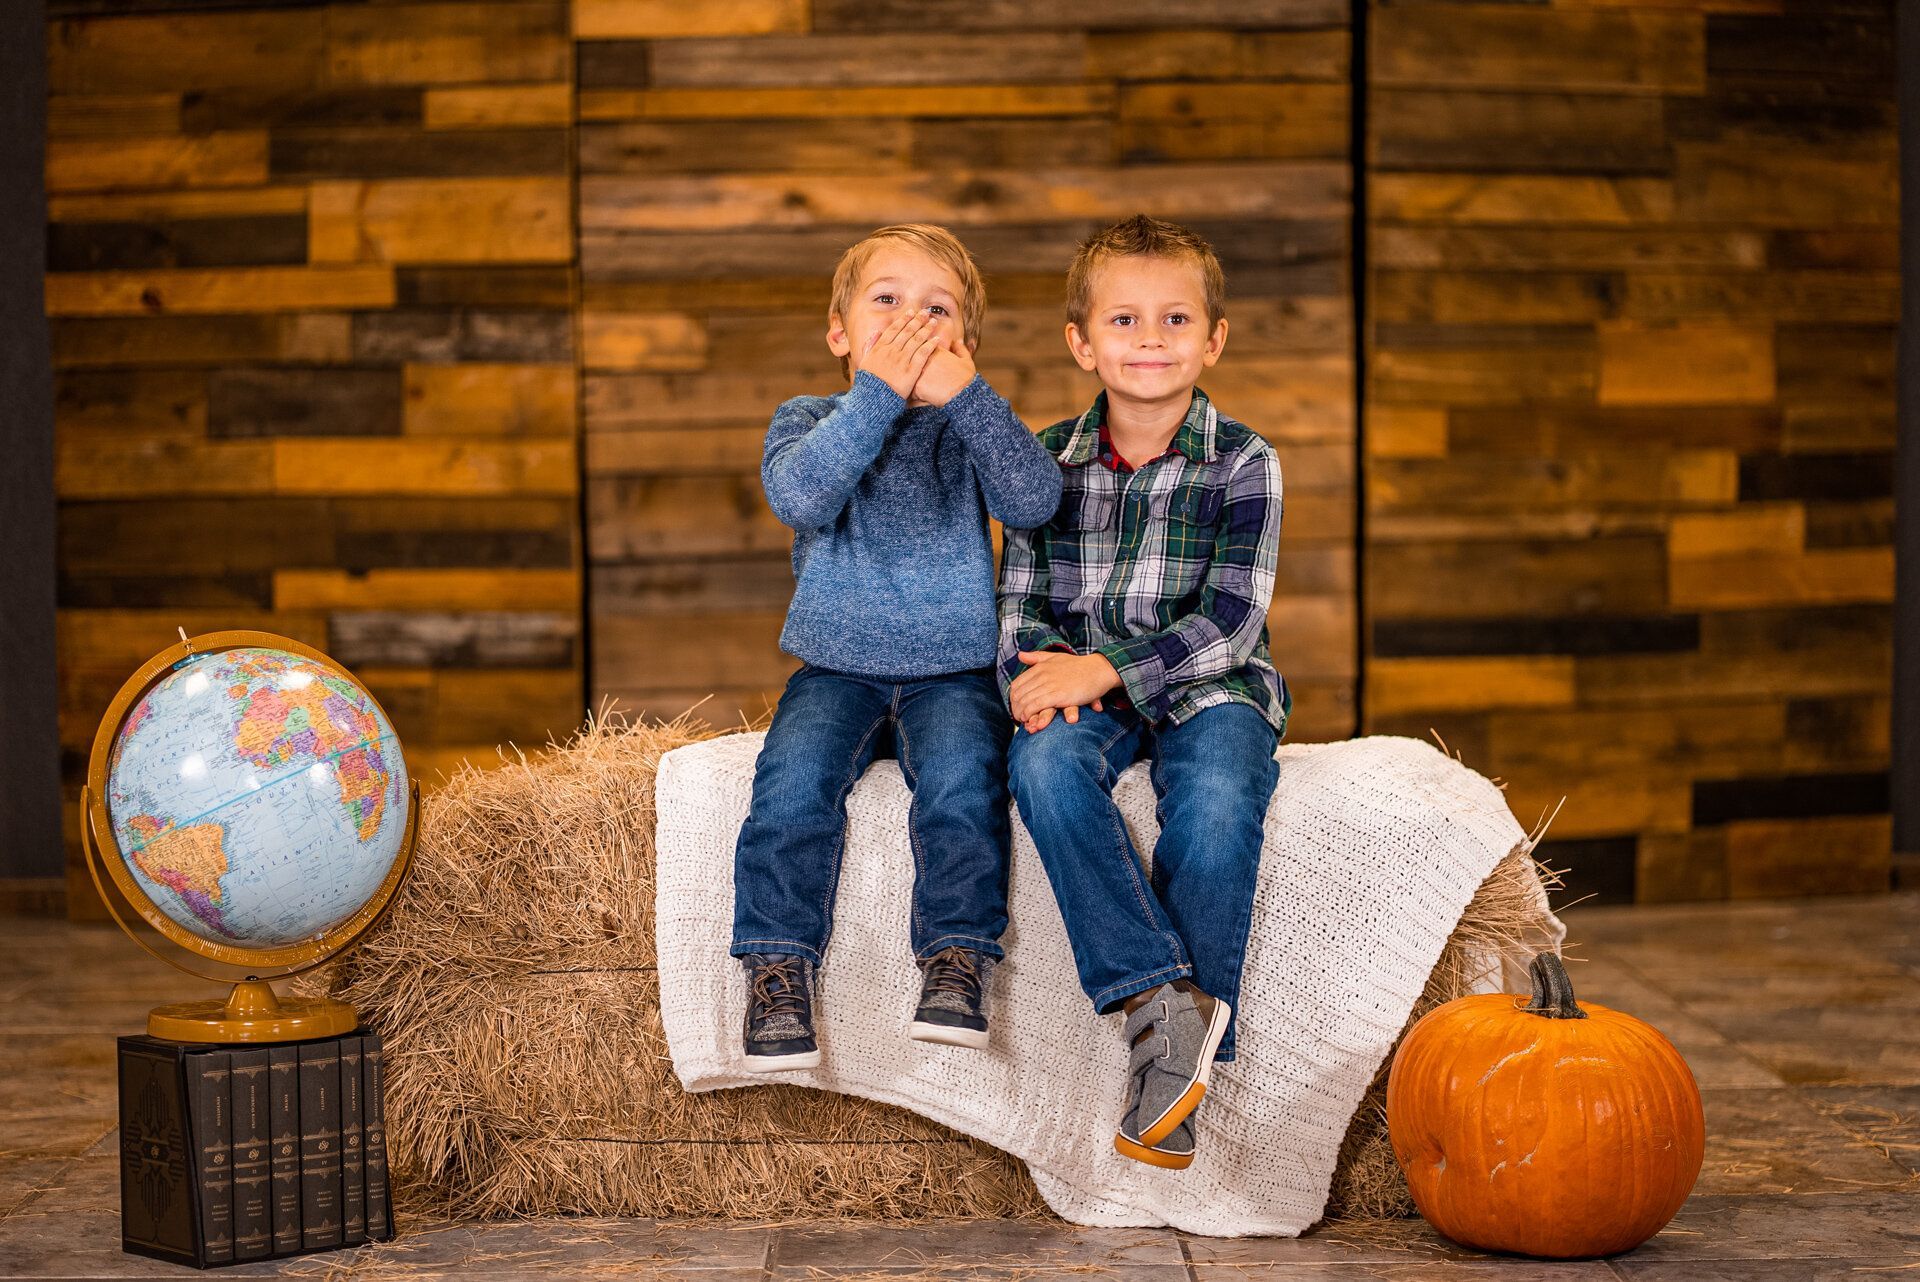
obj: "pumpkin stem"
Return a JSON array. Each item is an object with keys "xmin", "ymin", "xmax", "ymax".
[{"xmin": 1523, "ymin": 952, "xmax": 1588, "ymax": 1020}]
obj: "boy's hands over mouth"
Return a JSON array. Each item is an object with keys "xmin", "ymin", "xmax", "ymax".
[
  {"xmin": 859, "ymin": 310, "xmax": 944, "ymax": 400},
  {"xmin": 912, "ymin": 331, "xmax": 977, "ymax": 407}
]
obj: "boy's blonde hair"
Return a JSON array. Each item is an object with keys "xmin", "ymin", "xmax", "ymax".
[
  {"xmin": 829, "ymin": 224, "xmax": 986, "ymax": 381},
  {"xmin": 1065, "ymin": 214, "xmax": 1226, "ymax": 332}
]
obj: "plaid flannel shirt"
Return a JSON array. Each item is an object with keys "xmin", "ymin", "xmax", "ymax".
[{"xmin": 996, "ymin": 385, "xmax": 1291, "ymax": 735}]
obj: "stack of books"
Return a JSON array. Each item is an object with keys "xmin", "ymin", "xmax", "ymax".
[{"xmin": 117, "ymin": 1029, "xmax": 395, "ymax": 1269}]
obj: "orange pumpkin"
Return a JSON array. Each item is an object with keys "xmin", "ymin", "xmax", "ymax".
[{"xmin": 1385, "ymin": 952, "xmax": 1704, "ymax": 1259}]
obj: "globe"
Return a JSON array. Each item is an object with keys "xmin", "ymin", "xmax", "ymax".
[
  {"xmin": 83, "ymin": 631, "xmax": 419, "ymax": 1042},
  {"xmin": 105, "ymin": 644, "xmax": 410, "ymax": 949}
]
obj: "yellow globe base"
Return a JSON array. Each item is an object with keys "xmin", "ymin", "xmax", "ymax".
[{"xmin": 148, "ymin": 979, "xmax": 360, "ymax": 1044}]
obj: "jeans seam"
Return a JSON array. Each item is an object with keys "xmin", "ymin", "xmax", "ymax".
[
  {"xmin": 1097, "ymin": 723, "xmax": 1183, "ymax": 975},
  {"xmin": 894, "ymin": 708, "xmax": 929, "ymax": 947},
  {"xmin": 817, "ymin": 712, "xmax": 887, "ymax": 962}
]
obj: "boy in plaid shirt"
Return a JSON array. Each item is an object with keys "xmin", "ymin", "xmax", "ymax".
[{"xmin": 998, "ymin": 215, "xmax": 1289, "ymax": 1169}]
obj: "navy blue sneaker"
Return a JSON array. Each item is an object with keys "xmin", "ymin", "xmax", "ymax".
[
  {"xmin": 741, "ymin": 953, "xmax": 819, "ymax": 1072},
  {"xmin": 909, "ymin": 946, "xmax": 993, "ymax": 1050}
]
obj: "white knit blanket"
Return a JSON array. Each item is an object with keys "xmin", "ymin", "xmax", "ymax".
[{"xmin": 654, "ymin": 732, "xmax": 1561, "ymax": 1237}]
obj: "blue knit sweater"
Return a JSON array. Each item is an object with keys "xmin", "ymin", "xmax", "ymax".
[{"xmin": 763, "ymin": 369, "xmax": 1063, "ymax": 678}]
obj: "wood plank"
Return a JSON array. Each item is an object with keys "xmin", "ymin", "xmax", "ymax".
[
  {"xmin": 428, "ymin": 668, "xmax": 582, "ymax": 745},
  {"xmin": 330, "ymin": 611, "xmax": 577, "ymax": 668},
  {"xmin": 1487, "ymin": 702, "xmax": 1786, "ymax": 777},
  {"xmin": 588, "ymin": 475, "xmax": 792, "ymax": 558},
  {"xmin": 1673, "ymin": 143, "xmax": 1899, "ymax": 227},
  {"xmin": 47, "ymin": 92, "xmax": 179, "ymax": 137},
  {"xmin": 46, "ymin": 132, "xmax": 268, "ymax": 193},
  {"xmin": 47, "ymin": 214, "xmax": 308, "ymax": 271},
  {"xmin": 55, "ymin": 368, "xmax": 204, "ymax": 434},
  {"xmin": 1669, "ymin": 548, "xmax": 1894, "ymax": 609},
  {"xmin": 1444, "ymin": 404, "xmax": 1779, "ymax": 456},
  {"xmin": 326, "ymin": 4, "xmax": 568, "ymax": 87},
  {"xmin": 1372, "ymin": 226, "xmax": 1765, "ymax": 271},
  {"xmin": 1597, "ymin": 322, "xmax": 1774, "ymax": 405},
  {"xmin": 1367, "ymin": 656, "xmax": 1577, "ymax": 716},
  {"xmin": 579, "ymin": 163, "xmax": 1348, "ymax": 231},
  {"xmin": 45, "ymin": 266, "xmax": 394, "ymax": 316},
  {"xmin": 1668, "ymin": 505, "xmax": 1805, "ymax": 558},
  {"xmin": 1117, "ymin": 83, "xmax": 1348, "ymax": 162},
  {"xmin": 812, "ymin": 0, "xmax": 1345, "ymax": 31},
  {"xmin": 1725, "ymin": 815, "xmax": 1891, "ymax": 898},
  {"xmin": 588, "ymin": 427, "xmax": 763, "ymax": 475},
  {"xmin": 271, "ymin": 128, "xmax": 568, "ymax": 181},
  {"xmin": 274, "ymin": 439, "xmax": 576, "ymax": 497},
  {"xmin": 59, "ymin": 498, "xmax": 335, "ymax": 576},
  {"xmin": 276, "ymin": 568, "xmax": 578, "ymax": 611},
  {"xmin": 1365, "ymin": 406, "xmax": 1446, "ymax": 459},
  {"xmin": 57, "ymin": 436, "xmax": 275, "ymax": 499},
  {"xmin": 56, "ymin": 609, "xmax": 328, "ymax": 672},
  {"xmin": 578, "ymin": 84, "xmax": 1113, "ymax": 121},
  {"xmin": 354, "ymin": 311, "xmax": 573, "ymax": 364},
  {"xmin": 912, "ymin": 120, "xmax": 1114, "ymax": 170},
  {"xmin": 48, "ymin": 186, "xmax": 308, "ymax": 224},
  {"xmin": 331, "ymin": 497, "xmax": 577, "ymax": 569},
  {"xmin": 1374, "ymin": 270, "xmax": 1620, "ymax": 325},
  {"xmin": 574, "ymin": 0, "xmax": 808, "ymax": 39},
  {"xmin": 1371, "ymin": 6, "xmax": 1706, "ymax": 94},
  {"xmin": 592, "ymin": 556, "xmax": 795, "ymax": 615},
  {"xmin": 402, "ymin": 364, "xmax": 576, "ymax": 436},
  {"xmin": 1371, "ymin": 174, "xmax": 1675, "ymax": 224},
  {"xmin": 1623, "ymin": 271, "xmax": 1898, "ymax": 323},
  {"xmin": 596, "ymin": 611, "xmax": 792, "ymax": 690},
  {"xmin": 208, "ymin": 368, "xmax": 403, "ymax": 438},
  {"xmin": 309, "ymin": 178, "xmax": 571, "ymax": 265},
  {"xmin": 424, "ymin": 83, "xmax": 571, "ymax": 129},
  {"xmin": 1086, "ymin": 29, "xmax": 1347, "ymax": 81},
  {"xmin": 578, "ymin": 119, "xmax": 912, "ymax": 175},
  {"xmin": 1368, "ymin": 537, "xmax": 1669, "ymax": 619},
  {"xmin": 580, "ymin": 314, "xmax": 708, "ymax": 372},
  {"xmin": 1374, "ymin": 90, "xmax": 1668, "ymax": 173},
  {"xmin": 180, "ymin": 87, "xmax": 423, "ymax": 133},
  {"xmin": 1371, "ymin": 452, "xmax": 1737, "ymax": 511},
  {"xmin": 48, "ymin": 10, "xmax": 324, "ymax": 93},
  {"xmin": 1371, "ymin": 344, "xmax": 1596, "ymax": 406},
  {"xmin": 51, "ymin": 313, "xmax": 352, "ymax": 367},
  {"xmin": 397, "ymin": 267, "xmax": 574, "ymax": 308},
  {"xmin": 1501, "ymin": 773, "xmax": 1694, "ymax": 840},
  {"xmin": 641, "ymin": 33, "xmax": 1088, "ymax": 88}
]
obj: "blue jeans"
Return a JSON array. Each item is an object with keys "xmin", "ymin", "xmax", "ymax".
[
  {"xmin": 1008, "ymin": 702, "xmax": 1279, "ymax": 1061},
  {"xmin": 731, "ymin": 664, "xmax": 1012, "ymax": 966}
]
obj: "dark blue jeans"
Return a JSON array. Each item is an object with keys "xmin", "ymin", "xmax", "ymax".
[
  {"xmin": 730, "ymin": 663, "xmax": 1013, "ymax": 967},
  {"xmin": 1007, "ymin": 701, "xmax": 1279, "ymax": 1061}
]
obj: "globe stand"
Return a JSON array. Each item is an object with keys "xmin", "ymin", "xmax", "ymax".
[
  {"xmin": 147, "ymin": 978, "xmax": 360, "ymax": 1044},
  {"xmin": 79, "ymin": 629, "xmax": 421, "ymax": 1048}
]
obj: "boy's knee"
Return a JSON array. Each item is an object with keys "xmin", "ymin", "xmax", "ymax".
[{"xmin": 1008, "ymin": 732, "xmax": 1102, "ymax": 803}]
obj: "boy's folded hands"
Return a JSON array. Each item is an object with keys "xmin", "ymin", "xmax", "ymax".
[
  {"xmin": 859, "ymin": 309, "xmax": 977, "ymax": 407},
  {"xmin": 1011, "ymin": 649, "xmax": 1121, "ymax": 733}
]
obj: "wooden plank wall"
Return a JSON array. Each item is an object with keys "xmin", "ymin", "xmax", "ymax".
[
  {"xmin": 1365, "ymin": 0, "xmax": 1900, "ymax": 902},
  {"xmin": 574, "ymin": 3, "xmax": 1360, "ymax": 742},
  {"xmin": 45, "ymin": 2, "xmax": 583, "ymax": 915}
]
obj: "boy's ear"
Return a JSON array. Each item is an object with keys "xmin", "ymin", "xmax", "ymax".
[
  {"xmin": 1201, "ymin": 316, "xmax": 1229, "ymax": 368},
  {"xmin": 826, "ymin": 312, "xmax": 852, "ymax": 359},
  {"xmin": 1063, "ymin": 322, "xmax": 1098, "ymax": 373}
]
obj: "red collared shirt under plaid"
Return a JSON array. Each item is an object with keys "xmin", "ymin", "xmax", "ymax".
[{"xmin": 996, "ymin": 385, "xmax": 1291, "ymax": 734}]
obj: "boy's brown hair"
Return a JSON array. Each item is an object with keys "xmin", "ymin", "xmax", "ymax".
[
  {"xmin": 1065, "ymin": 214, "xmax": 1226, "ymax": 332},
  {"xmin": 829, "ymin": 223, "xmax": 987, "ymax": 382}
]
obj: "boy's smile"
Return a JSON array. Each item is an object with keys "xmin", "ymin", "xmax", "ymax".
[
  {"xmin": 828, "ymin": 245, "xmax": 971, "ymax": 405},
  {"xmin": 1065, "ymin": 254, "xmax": 1228, "ymax": 423}
]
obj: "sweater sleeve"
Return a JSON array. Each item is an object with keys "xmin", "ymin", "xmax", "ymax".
[
  {"xmin": 760, "ymin": 370, "xmax": 908, "ymax": 530},
  {"xmin": 942, "ymin": 374, "xmax": 1065, "ymax": 529}
]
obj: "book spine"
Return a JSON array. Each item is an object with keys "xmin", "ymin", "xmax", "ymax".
[
  {"xmin": 268, "ymin": 1046, "xmax": 302, "ymax": 1255},
  {"xmin": 339, "ymin": 1036, "xmax": 365, "ymax": 1244},
  {"xmin": 227, "ymin": 1049, "xmax": 272, "ymax": 1261},
  {"xmin": 298, "ymin": 1041, "xmax": 343, "ymax": 1250},
  {"xmin": 116, "ymin": 1036, "xmax": 197, "ymax": 1267},
  {"xmin": 362, "ymin": 1031, "xmax": 392, "ymax": 1241},
  {"xmin": 189, "ymin": 1049, "xmax": 234, "ymax": 1265}
]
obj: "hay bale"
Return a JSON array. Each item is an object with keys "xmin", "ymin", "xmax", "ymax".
[{"xmin": 313, "ymin": 713, "xmax": 1556, "ymax": 1224}]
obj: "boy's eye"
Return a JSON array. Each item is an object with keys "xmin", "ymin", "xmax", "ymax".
[
  {"xmin": 875, "ymin": 293, "xmax": 896, "ymax": 305},
  {"xmin": 928, "ymin": 304, "xmax": 949, "ymax": 316},
  {"xmin": 1167, "ymin": 313, "xmax": 1188, "ymax": 325},
  {"xmin": 1113, "ymin": 315, "xmax": 1133, "ymax": 326}
]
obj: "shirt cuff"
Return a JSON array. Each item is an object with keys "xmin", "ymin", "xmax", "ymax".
[
  {"xmin": 849, "ymin": 367, "xmax": 908, "ymax": 420},
  {"xmin": 1095, "ymin": 637, "xmax": 1172, "ymax": 721}
]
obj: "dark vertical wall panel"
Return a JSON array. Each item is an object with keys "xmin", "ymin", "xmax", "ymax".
[
  {"xmin": 1898, "ymin": 0, "xmax": 1919, "ymax": 876},
  {"xmin": 2, "ymin": 0, "xmax": 63, "ymax": 883}
]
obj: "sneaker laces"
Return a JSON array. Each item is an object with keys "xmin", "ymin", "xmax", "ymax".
[
  {"xmin": 921, "ymin": 946, "xmax": 983, "ymax": 999},
  {"xmin": 748, "ymin": 958, "xmax": 809, "ymax": 1024}
]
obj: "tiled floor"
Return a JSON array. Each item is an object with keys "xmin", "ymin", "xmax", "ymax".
[{"xmin": 3, "ymin": 894, "xmax": 1917, "ymax": 1279}]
